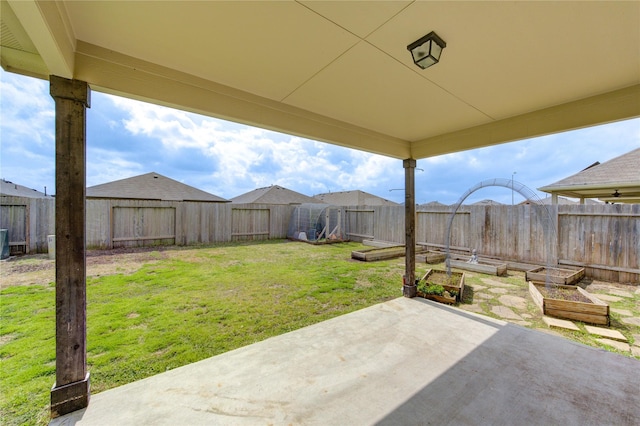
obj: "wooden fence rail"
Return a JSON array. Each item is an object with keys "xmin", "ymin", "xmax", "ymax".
[{"xmin": 1, "ymin": 196, "xmax": 638, "ymax": 283}]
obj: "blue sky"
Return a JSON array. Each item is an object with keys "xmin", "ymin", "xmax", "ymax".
[{"xmin": 1, "ymin": 69, "xmax": 639, "ymax": 205}]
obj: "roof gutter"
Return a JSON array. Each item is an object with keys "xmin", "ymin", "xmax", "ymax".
[{"xmin": 538, "ymin": 182, "xmax": 640, "ymax": 193}]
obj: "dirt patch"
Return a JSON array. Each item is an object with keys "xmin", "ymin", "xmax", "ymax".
[
  {"xmin": 0, "ymin": 246, "xmax": 180, "ymax": 289},
  {"xmin": 0, "ymin": 334, "xmax": 16, "ymax": 346},
  {"xmin": 536, "ymin": 286, "xmax": 592, "ymax": 303}
]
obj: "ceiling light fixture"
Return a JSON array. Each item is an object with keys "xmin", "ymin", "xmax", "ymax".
[{"xmin": 407, "ymin": 31, "xmax": 447, "ymax": 70}]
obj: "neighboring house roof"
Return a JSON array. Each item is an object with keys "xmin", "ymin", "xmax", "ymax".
[
  {"xmin": 419, "ymin": 201, "xmax": 448, "ymax": 207},
  {"xmin": 313, "ymin": 190, "xmax": 399, "ymax": 206},
  {"xmin": 519, "ymin": 196, "xmax": 602, "ymax": 206},
  {"xmin": 470, "ymin": 199, "xmax": 503, "ymax": 206},
  {"xmin": 538, "ymin": 148, "xmax": 640, "ymax": 203},
  {"xmin": 0, "ymin": 179, "xmax": 53, "ymax": 198},
  {"xmin": 86, "ymin": 172, "xmax": 228, "ymax": 202},
  {"xmin": 231, "ymin": 185, "xmax": 320, "ymax": 205}
]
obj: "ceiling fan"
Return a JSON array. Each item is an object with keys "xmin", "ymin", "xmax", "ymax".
[{"xmin": 612, "ymin": 189, "xmax": 621, "ymax": 198}]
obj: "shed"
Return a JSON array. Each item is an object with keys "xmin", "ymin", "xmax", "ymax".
[{"xmin": 538, "ymin": 148, "xmax": 640, "ymax": 204}]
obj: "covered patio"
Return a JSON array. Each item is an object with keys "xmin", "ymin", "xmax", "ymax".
[
  {"xmin": 1, "ymin": 1, "xmax": 639, "ymax": 421},
  {"xmin": 50, "ymin": 297, "xmax": 640, "ymax": 425}
]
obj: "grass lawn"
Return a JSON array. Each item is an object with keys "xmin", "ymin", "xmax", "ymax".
[
  {"xmin": 3, "ymin": 239, "xmax": 638, "ymax": 425},
  {"xmin": 1, "ymin": 240, "xmax": 404, "ymax": 425}
]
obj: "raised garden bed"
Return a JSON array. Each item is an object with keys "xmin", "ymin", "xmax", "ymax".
[
  {"xmin": 416, "ymin": 250, "xmax": 447, "ymax": 264},
  {"xmin": 448, "ymin": 257, "xmax": 507, "ymax": 276},
  {"xmin": 525, "ymin": 266, "xmax": 585, "ymax": 285},
  {"xmin": 351, "ymin": 245, "xmax": 427, "ymax": 262},
  {"xmin": 417, "ymin": 269, "xmax": 465, "ymax": 303},
  {"xmin": 528, "ymin": 281, "xmax": 609, "ymax": 325}
]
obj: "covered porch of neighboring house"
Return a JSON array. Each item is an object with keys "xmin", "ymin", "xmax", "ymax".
[
  {"xmin": 1, "ymin": 1, "xmax": 639, "ymax": 421},
  {"xmin": 538, "ymin": 148, "xmax": 640, "ymax": 205}
]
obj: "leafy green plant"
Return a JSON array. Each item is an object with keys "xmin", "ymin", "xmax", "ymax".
[{"xmin": 418, "ymin": 282, "xmax": 445, "ymax": 296}]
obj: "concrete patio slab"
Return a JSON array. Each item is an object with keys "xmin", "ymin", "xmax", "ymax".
[{"xmin": 50, "ymin": 298, "xmax": 640, "ymax": 426}]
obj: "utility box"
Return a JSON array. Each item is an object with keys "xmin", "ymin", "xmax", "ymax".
[
  {"xmin": 47, "ymin": 235, "xmax": 56, "ymax": 260},
  {"xmin": 0, "ymin": 229, "xmax": 9, "ymax": 260}
]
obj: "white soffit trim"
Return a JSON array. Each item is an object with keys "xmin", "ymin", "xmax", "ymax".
[{"xmin": 7, "ymin": 0, "xmax": 75, "ymax": 79}]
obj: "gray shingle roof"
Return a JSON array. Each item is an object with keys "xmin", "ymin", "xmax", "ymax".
[
  {"xmin": 86, "ymin": 172, "xmax": 228, "ymax": 202},
  {"xmin": 538, "ymin": 148, "xmax": 640, "ymax": 202},
  {"xmin": 313, "ymin": 190, "xmax": 399, "ymax": 206},
  {"xmin": 231, "ymin": 185, "xmax": 320, "ymax": 205},
  {"xmin": 470, "ymin": 199, "xmax": 503, "ymax": 206},
  {"xmin": 0, "ymin": 179, "xmax": 53, "ymax": 198},
  {"xmin": 420, "ymin": 201, "xmax": 448, "ymax": 207}
]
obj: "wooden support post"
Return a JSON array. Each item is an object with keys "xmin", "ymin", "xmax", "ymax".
[
  {"xmin": 403, "ymin": 159, "xmax": 417, "ymax": 298},
  {"xmin": 49, "ymin": 75, "xmax": 91, "ymax": 418}
]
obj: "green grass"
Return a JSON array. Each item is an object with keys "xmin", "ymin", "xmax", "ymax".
[
  {"xmin": 0, "ymin": 240, "xmax": 404, "ymax": 425},
  {"xmin": 3, "ymin": 241, "xmax": 638, "ymax": 425}
]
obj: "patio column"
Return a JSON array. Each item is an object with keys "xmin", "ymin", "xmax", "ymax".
[
  {"xmin": 49, "ymin": 76, "xmax": 91, "ymax": 418},
  {"xmin": 403, "ymin": 159, "xmax": 417, "ymax": 297}
]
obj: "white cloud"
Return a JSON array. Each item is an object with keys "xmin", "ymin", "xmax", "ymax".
[
  {"xmin": 0, "ymin": 73, "xmax": 54, "ymax": 147},
  {"xmin": 105, "ymin": 94, "xmax": 404, "ymax": 198},
  {"xmin": 2, "ymin": 68, "xmax": 638, "ymax": 204}
]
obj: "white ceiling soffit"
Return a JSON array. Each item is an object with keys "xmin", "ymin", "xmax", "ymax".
[{"xmin": 1, "ymin": 1, "xmax": 639, "ymax": 160}]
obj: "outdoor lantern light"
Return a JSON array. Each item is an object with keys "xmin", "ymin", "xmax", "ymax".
[{"xmin": 407, "ymin": 31, "xmax": 446, "ymax": 70}]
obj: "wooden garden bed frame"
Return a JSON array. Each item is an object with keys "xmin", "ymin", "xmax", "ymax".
[
  {"xmin": 418, "ymin": 269, "xmax": 465, "ymax": 303},
  {"xmin": 447, "ymin": 255, "xmax": 507, "ymax": 276},
  {"xmin": 525, "ymin": 266, "xmax": 585, "ymax": 285},
  {"xmin": 351, "ymin": 245, "xmax": 428, "ymax": 262},
  {"xmin": 528, "ymin": 281, "xmax": 609, "ymax": 325},
  {"xmin": 416, "ymin": 250, "xmax": 447, "ymax": 264}
]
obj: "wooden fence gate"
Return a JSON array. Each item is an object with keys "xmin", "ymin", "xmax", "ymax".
[
  {"xmin": 112, "ymin": 206, "xmax": 176, "ymax": 248},
  {"xmin": 0, "ymin": 204, "xmax": 28, "ymax": 254},
  {"xmin": 231, "ymin": 208, "xmax": 270, "ymax": 241}
]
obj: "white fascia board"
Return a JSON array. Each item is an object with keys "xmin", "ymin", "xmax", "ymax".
[
  {"xmin": 538, "ymin": 182, "xmax": 640, "ymax": 193},
  {"xmin": 8, "ymin": 0, "xmax": 75, "ymax": 79}
]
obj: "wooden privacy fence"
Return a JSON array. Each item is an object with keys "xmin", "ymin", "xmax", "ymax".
[
  {"xmin": 1, "ymin": 196, "xmax": 638, "ymax": 282},
  {"xmin": 343, "ymin": 204, "xmax": 639, "ymax": 283},
  {"xmin": 1, "ymin": 196, "xmax": 293, "ymax": 250},
  {"xmin": 89, "ymin": 200, "xmax": 293, "ymax": 247}
]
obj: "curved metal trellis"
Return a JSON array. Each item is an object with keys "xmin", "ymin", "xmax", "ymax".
[{"xmin": 444, "ymin": 179, "xmax": 557, "ymax": 282}]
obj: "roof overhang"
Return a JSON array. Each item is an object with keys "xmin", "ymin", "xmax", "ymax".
[
  {"xmin": 538, "ymin": 182, "xmax": 640, "ymax": 204},
  {"xmin": 2, "ymin": 1, "xmax": 639, "ymax": 159}
]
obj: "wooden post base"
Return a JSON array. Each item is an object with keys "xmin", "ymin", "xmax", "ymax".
[
  {"xmin": 51, "ymin": 372, "xmax": 90, "ymax": 418},
  {"xmin": 403, "ymin": 284, "xmax": 417, "ymax": 298}
]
